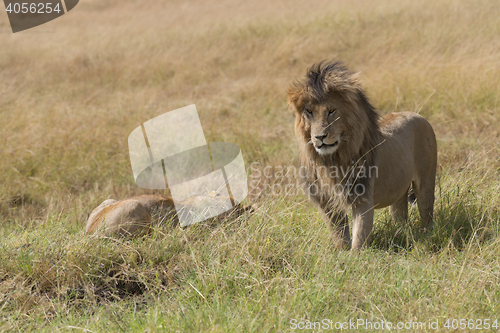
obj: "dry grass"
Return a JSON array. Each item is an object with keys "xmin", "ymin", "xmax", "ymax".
[{"xmin": 0, "ymin": 0, "xmax": 499, "ymax": 331}]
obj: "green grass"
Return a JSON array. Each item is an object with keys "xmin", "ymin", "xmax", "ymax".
[
  {"xmin": 2, "ymin": 168, "xmax": 499, "ymax": 331},
  {"xmin": 1, "ymin": 0, "xmax": 500, "ymax": 331}
]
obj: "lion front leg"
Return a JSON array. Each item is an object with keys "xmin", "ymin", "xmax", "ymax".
[
  {"xmin": 351, "ymin": 199, "xmax": 375, "ymax": 250},
  {"xmin": 321, "ymin": 205, "xmax": 351, "ymax": 250}
]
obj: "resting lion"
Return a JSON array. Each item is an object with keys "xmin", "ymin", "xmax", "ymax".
[
  {"xmin": 85, "ymin": 194, "xmax": 252, "ymax": 237},
  {"xmin": 287, "ymin": 61, "xmax": 437, "ymax": 250}
]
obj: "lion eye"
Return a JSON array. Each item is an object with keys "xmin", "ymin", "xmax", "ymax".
[
  {"xmin": 328, "ymin": 109, "xmax": 336, "ymax": 114},
  {"xmin": 304, "ymin": 109, "xmax": 313, "ymax": 116}
]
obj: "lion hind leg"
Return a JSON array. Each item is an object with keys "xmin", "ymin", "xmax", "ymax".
[
  {"xmin": 389, "ymin": 188, "xmax": 409, "ymax": 223},
  {"xmin": 412, "ymin": 179, "xmax": 435, "ymax": 233}
]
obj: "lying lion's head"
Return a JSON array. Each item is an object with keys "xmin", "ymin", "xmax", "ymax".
[{"xmin": 288, "ymin": 61, "xmax": 380, "ymax": 166}]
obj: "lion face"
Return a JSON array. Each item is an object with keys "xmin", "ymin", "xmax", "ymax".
[
  {"xmin": 301, "ymin": 99, "xmax": 344, "ymax": 156},
  {"xmin": 289, "ymin": 61, "xmax": 381, "ymax": 166}
]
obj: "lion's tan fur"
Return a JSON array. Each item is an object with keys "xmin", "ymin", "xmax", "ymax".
[
  {"xmin": 85, "ymin": 195, "xmax": 175, "ymax": 237},
  {"xmin": 85, "ymin": 194, "xmax": 253, "ymax": 237},
  {"xmin": 288, "ymin": 61, "xmax": 437, "ymax": 249}
]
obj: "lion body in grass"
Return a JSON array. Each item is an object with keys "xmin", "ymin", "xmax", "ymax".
[
  {"xmin": 85, "ymin": 195, "xmax": 175, "ymax": 237},
  {"xmin": 85, "ymin": 194, "xmax": 252, "ymax": 237},
  {"xmin": 288, "ymin": 61, "xmax": 437, "ymax": 250}
]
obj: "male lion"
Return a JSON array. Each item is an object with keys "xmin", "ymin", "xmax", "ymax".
[{"xmin": 288, "ymin": 61, "xmax": 437, "ymax": 250}]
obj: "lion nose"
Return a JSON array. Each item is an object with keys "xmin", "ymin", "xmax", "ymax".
[{"xmin": 315, "ymin": 134, "xmax": 327, "ymax": 141}]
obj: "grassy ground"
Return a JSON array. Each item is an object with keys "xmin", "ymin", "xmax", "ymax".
[{"xmin": 1, "ymin": 0, "xmax": 500, "ymax": 331}]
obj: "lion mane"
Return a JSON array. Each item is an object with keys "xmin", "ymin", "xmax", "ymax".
[
  {"xmin": 288, "ymin": 62, "xmax": 380, "ymax": 206},
  {"xmin": 288, "ymin": 61, "xmax": 437, "ymax": 250}
]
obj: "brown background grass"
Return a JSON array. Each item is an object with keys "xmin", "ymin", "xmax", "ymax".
[
  {"xmin": 0, "ymin": 0, "xmax": 499, "ymax": 331},
  {"xmin": 1, "ymin": 0, "xmax": 499, "ymax": 221}
]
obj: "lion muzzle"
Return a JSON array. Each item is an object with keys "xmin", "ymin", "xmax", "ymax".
[{"xmin": 312, "ymin": 133, "xmax": 340, "ymax": 155}]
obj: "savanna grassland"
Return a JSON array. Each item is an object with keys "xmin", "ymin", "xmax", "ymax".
[{"xmin": 1, "ymin": 0, "xmax": 500, "ymax": 331}]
